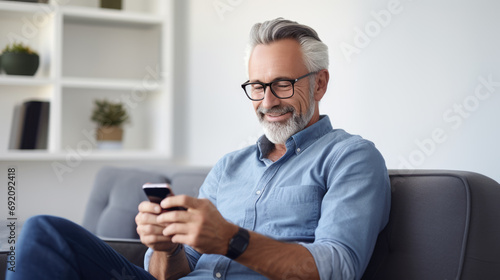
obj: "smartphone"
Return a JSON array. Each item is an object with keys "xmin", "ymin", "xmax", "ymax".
[{"xmin": 142, "ymin": 183, "xmax": 186, "ymax": 211}]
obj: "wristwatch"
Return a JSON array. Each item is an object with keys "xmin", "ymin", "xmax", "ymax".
[{"xmin": 225, "ymin": 227, "xmax": 250, "ymax": 259}]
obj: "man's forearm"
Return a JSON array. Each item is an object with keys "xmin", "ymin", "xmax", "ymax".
[
  {"xmin": 148, "ymin": 246, "xmax": 191, "ymax": 280},
  {"xmin": 236, "ymin": 231, "xmax": 320, "ymax": 280}
]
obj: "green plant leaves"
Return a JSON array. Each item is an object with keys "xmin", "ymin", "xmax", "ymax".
[{"xmin": 91, "ymin": 99, "xmax": 130, "ymax": 127}]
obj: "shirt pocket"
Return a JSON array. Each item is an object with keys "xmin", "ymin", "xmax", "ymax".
[{"xmin": 261, "ymin": 184, "xmax": 321, "ymax": 239}]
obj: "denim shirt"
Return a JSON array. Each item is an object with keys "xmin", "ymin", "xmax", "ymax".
[{"xmin": 144, "ymin": 115, "xmax": 391, "ymax": 280}]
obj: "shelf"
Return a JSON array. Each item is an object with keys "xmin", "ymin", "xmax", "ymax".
[
  {"xmin": 61, "ymin": 6, "xmax": 163, "ymax": 26},
  {"xmin": 62, "ymin": 77, "xmax": 164, "ymax": 91},
  {"xmin": 0, "ymin": 0, "xmax": 172, "ymax": 161},
  {"xmin": 0, "ymin": 150, "xmax": 170, "ymax": 161},
  {"xmin": 0, "ymin": 1, "xmax": 51, "ymax": 14},
  {"xmin": 0, "ymin": 2, "xmax": 162, "ymax": 27},
  {"xmin": 61, "ymin": 20, "xmax": 162, "ymax": 80},
  {"xmin": 0, "ymin": 75, "xmax": 54, "ymax": 87}
]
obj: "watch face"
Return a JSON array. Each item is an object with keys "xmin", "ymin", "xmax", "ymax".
[
  {"xmin": 227, "ymin": 228, "xmax": 250, "ymax": 259},
  {"xmin": 232, "ymin": 234, "xmax": 249, "ymax": 251}
]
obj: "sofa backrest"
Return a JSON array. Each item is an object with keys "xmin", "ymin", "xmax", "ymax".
[
  {"xmin": 82, "ymin": 165, "xmax": 211, "ymax": 239},
  {"xmin": 362, "ymin": 170, "xmax": 500, "ymax": 280}
]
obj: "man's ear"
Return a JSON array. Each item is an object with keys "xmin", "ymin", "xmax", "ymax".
[{"xmin": 314, "ymin": 69, "xmax": 329, "ymax": 102}]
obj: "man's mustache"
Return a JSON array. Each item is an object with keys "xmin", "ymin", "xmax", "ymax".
[{"xmin": 257, "ymin": 106, "xmax": 294, "ymax": 116}]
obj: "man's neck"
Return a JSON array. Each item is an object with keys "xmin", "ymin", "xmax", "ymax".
[{"xmin": 267, "ymin": 143, "xmax": 287, "ymax": 162}]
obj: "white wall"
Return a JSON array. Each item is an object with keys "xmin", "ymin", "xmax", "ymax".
[{"xmin": 178, "ymin": 0, "xmax": 500, "ymax": 183}]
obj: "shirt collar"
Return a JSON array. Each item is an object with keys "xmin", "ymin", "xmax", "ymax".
[{"xmin": 257, "ymin": 115, "xmax": 333, "ymax": 162}]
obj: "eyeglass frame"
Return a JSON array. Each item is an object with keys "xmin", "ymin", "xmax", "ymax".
[{"xmin": 240, "ymin": 71, "xmax": 318, "ymax": 101}]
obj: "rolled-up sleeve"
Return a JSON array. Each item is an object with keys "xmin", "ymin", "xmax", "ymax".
[
  {"xmin": 144, "ymin": 247, "xmax": 153, "ymax": 271},
  {"xmin": 301, "ymin": 139, "xmax": 391, "ymax": 280}
]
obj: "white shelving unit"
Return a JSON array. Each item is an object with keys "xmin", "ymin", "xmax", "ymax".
[{"xmin": 0, "ymin": 0, "xmax": 174, "ymax": 160}]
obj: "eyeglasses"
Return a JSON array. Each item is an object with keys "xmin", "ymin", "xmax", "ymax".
[{"xmin": 241, "ymin": 72, "xmax": 317, "ymax": 101}]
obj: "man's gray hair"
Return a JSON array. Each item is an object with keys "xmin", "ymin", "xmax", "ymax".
[{"xmin": 246, "ymin": 18, "xmax": 329, "ymax": 73}]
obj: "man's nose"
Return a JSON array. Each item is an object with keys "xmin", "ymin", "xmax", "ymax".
[{"xmin": 261, "ymin": 86, "xmax": 280, "ymax": 109}]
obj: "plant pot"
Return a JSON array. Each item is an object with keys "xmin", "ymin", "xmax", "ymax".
[
  {"xmin": 96, "ymin": 126, "xmax": 123, "ymax": 150},
  {"xmin": 1, "ymin": 52, "xmax": 39, "ymax": 76},
  {"xmin": 100, "ymin": 0, "xmax": 122, "ymax": 10}
]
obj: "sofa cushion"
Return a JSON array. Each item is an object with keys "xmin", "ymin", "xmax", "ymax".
[
  {"xmin": 103, "ymin": 239, "xmax": 149, "ymax": 268},
  {"xmin": 362, "ymin": 170, "xmax": 500, "ymax": 280},
  {"xmin": 169, "ymin": 168, "xmax": 211, "ymax": 197},
  {"xmin": 82, "ymin": 166, "xmax": 168, "ymax": 239}
]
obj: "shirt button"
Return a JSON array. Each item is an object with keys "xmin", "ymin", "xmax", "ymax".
[
  {"xmin": 256, "ymin": 190, "xmax": 261, "ymax": 195},
  {"xmin": 215, "ymin": 272, "xmax": 222, "ymax": 278},
  {"xmin": 296, "ymin": 148, "xmax": 301, "ymax": 153}
]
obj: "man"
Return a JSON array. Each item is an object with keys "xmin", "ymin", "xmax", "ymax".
[{"xmin": 7, "ymin": 18, "xmax": 390, "ymax": 280}]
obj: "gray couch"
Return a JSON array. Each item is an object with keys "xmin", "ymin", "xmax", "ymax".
[{"xmin": 2, "ymin": 167, "xmax": 500, "ymax": 279}]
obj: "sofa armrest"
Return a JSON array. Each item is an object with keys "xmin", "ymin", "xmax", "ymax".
[{"xmin": 102, "ymin": 238, "xmax": 149, "ymax": 269}]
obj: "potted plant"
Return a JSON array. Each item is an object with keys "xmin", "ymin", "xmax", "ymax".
[
  {"xmin": 1, "ymin": 42, "xmax": 40, "ymax": 76},
  {"xmin": 91, "ymin": 99, "xmax": 130, "ymax": 150}
]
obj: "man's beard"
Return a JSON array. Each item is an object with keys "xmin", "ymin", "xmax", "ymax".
[{"xmin": 257, "ymin": 92, "xmax": 315, "ymax": 144}]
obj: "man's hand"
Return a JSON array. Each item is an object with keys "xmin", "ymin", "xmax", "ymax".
[
  {"xmin": 158, "ymin": 195, "xmax": 239, "ymax": 255},
  {"xmin": 137, "ymin": 195, "xmax": 320, "ymax": 280},
  {"xmin": 136, "ymin": 195, "xmax": 238, "ymax": 255},
  {"xmin": 137, "ymin": 199, "xmax": 194, "ymax": 280},
  {"xmin": 135, "ymin": 201, "xmax": 179, "ymax": 253}
]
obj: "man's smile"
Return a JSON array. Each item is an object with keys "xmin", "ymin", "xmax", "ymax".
[
  {"xmin": 258, "ymin": 105, "xmax": 295, "ymax": 124},
  {"xmin": 264, "ymin": 111, "xmax": 292, "ymax": 122}
]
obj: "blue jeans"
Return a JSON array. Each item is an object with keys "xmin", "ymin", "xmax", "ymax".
[{"xmin": 6, "ymin": 215, "xmax": 156, "ymax": 280}]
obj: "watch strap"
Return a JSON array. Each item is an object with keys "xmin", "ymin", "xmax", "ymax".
[
  {"xmin": 225, "ymin": 227, "xmax": 250, "ymax": 259},
  {"xmin": 167, "ymin": 243, "xmax": 183, "ymax": 257}
]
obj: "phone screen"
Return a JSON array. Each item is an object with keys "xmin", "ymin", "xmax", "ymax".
[
  {"xmin": 143, "ymin": 184, "xmax": 172, "ymax": 204},
  {"xmin": 142, "ymin": 183, "xmax": 186, "ymax": 211}
]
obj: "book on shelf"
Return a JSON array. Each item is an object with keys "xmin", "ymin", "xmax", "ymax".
[{"xmin": 9, "ymin": 100, "xmax": 50, "ymax": 150}]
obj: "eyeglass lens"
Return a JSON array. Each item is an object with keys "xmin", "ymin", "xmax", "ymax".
[{"xmin": 245, "ymin": 80, "xmax": 294, "ymax": 100}]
